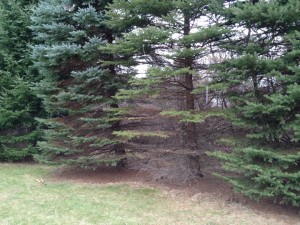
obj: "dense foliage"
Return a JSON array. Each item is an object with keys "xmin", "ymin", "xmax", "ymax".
[
  {"xmin": 0, "ymin": 0, "xmax": 42, "ymax": 161},
  {"xmin": 210, "ymin": 0, "xmax": 300, "ymax": 206},
  {"xmin": 30, "ymin": 0, "xmax": 127, "ymax": 168}
]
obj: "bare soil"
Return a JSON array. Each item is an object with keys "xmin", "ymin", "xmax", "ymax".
[{"xmin": 52, "ymin": 166, "xmax": 300, "ymax": 225}]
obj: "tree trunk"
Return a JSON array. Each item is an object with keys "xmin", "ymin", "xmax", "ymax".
[
  {"xmin": 105, "ymin": 30, "xmax": 126, "ymax": 157},
  {"xmin": 183, "ymin": 13, "xmax": 198, "ymax": 149}
]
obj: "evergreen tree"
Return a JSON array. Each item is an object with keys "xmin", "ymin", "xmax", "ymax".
[
  {"xmin": 0, "ymin": 0, "xmax": 42, "ymax": 161},
  {"xmin": 31, "ymin": 0, "xmax": 127, "ymax": 168},
  {"xmin": 105, "ymin": 0, "xmax": 229, "ymax": 150},
  {"xmin": 210, "ymin": 0, "xmax": 300, "ymax": 206}
]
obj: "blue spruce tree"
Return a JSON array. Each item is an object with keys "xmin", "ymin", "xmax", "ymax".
[{"xmin": 31, "ymin": 0, "xmax": 127, "ymax": 168}]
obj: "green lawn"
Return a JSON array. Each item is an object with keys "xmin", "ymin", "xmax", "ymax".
[{"xmin": 0, "ymin": 163, "xmax": 297, "ymax": 225}]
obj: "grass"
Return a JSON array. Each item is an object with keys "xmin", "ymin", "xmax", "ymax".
[{"xmin": 0, "ymin": 163, "xmax": 298, "ymax": 225}]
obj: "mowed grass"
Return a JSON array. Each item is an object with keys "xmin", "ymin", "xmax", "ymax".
[{"xmin": 0, "ymin": 163, "xmax": 298, "ymax": 225}]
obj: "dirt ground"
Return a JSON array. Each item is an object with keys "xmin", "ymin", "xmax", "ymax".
[{"xmin": 52, "ymin": 166, "xmax": 300, "ymax": 225}]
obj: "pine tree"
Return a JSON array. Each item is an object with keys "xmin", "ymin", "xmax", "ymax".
[
  {"xmin": 210, "ymin": 0, "xmax": 300, "ymax": 206},
  {"xmin": 105, "ymin": 0, "xmax": 229, "ymax": 150},
  {"xmin": 0, "ymin": 0, "xmax": 42, "ymax": 161},
  {"xmin": 30, "ymin": 0, "xmax": 127, "ymax": 168}
]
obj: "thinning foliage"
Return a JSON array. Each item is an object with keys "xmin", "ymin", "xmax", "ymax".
[{"xmin": 105, "ymin": 0, "xmax": 229, "ymax": 149}]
